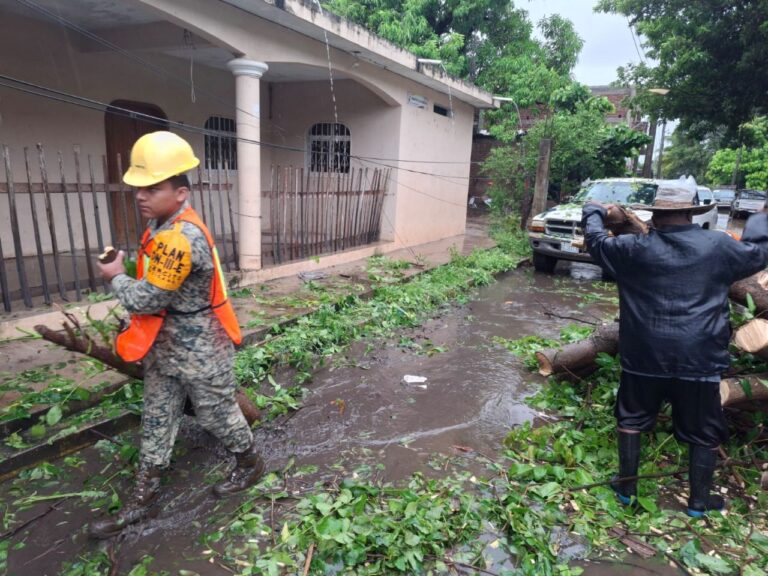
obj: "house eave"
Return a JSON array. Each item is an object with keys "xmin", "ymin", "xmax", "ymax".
[{"xmin": 218, "ymin": 0, "xmax": 496, "ymax": 109}]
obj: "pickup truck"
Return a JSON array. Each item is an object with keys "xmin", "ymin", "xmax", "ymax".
[
  {"xmin": 528, "ymin": 177, "xmax": 718, "ymax": 273},
  {"xmin": 731, "ymin": 189, "xmax": 767, "ymax": 218}
]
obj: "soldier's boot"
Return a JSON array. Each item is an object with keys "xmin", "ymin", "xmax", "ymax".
[
  {"xmin": 610, "ymin": 431, "xmax": 641, "ymax": 506},
  {"xmin": 687, "ymin": 445, "xmax": 726, "ymax": 518},
  {"xmin": 89, "ymin": 465, "xmax": 162, "ymax": 539},
  {"xmin": 213, "ymin": 442, "xmax": 265, "ymax": 497}
]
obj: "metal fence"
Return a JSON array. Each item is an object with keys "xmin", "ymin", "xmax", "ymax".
[{"xmin": 1, "ymin": 145, "xmax": 390, "ymax": 314}]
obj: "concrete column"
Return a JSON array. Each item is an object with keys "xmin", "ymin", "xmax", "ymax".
[{"xmin": 227, "ymin": 58, "xmax": 268, "ymax": 270}]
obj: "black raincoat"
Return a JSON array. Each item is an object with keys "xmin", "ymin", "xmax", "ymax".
[{"xmin": 582, "ymin": 203, "xmax": 768, "ymax": 378}]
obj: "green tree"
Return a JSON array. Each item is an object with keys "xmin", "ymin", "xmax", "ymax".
[
  {"xmin": 661, "ymin": 128, "xmax": 722, "ymax": 183},
  {"xmin": 596, "ymin": 0, "xmax": 768, "ymax": 135},
  {"xmin": 484, "ymin": 93, "xmax": 650, "ymax": 213},
  {"xmin": 538, "ymin": 14, "xmax": 584, "ymax": 76},
  {"xmin": 321, "ymin": 0, "xmax": 582, "ymax": 99},
  {"xmin": 706, "ymin": 116, "xmax": 768, "ymax": 189}
]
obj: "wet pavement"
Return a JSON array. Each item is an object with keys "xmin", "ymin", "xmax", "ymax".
[{"xmin": 2, "ymin": 263, "xmax": 687, "ymax": 575}]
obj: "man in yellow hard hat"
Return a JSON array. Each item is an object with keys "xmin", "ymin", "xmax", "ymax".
[{"xmin": 92, "ymin": 131, "xmax": 264, "ymax": 538}]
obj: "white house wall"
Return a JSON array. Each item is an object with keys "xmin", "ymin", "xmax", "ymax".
[
  {"xmin": 0, "ymin": 10, "xmax": 236, "ymax": 256},
  {"xmin": 140, "ymin": 0, "xmax": 474, "ymax": 248},
  {"xmin": 2, "ymin": 0, "xmax": 479, "ymax": 262}
]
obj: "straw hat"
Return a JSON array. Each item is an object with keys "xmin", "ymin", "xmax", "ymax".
[{"xmin": 633, "ymin": 177, "xmax": 713, "ymax": 214}]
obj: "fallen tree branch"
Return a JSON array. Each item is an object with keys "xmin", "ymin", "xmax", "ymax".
[
  {"xmin": 535, "ymin": 322, "xmax": 619, "ymax": 378},
  {"xmin": 0, "ymin": 498, "xmax": 68, "ymax": 540},
  {"xmin": 35, "ymin": 324, "xmax": 142, "ymax": 379},
  {"xmin": 34, "ymin": 320, "xmax": 260, "ymax": 425}
]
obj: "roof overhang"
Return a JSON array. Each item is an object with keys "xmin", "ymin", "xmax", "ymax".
[{"xmin": 219, "ymin": 0, "xmax": 496, "ymax": 109}]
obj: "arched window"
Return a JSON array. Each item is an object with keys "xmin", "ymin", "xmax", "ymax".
[
  {"xmin": 204, "ymin": 116, "xmax": 237, "ymax": 169},
  {"xmin": 307, "ymin": 122, "xmax": 350, "ymax": 173}
]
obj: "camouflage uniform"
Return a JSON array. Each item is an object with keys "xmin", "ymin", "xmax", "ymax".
[{"xmin": 112, "ymin": 202, "xmax": 252, "ymax": 468}]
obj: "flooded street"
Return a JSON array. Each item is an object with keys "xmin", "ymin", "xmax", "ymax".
[
  {"xmin": 2, "ymin": 264, "xmax": 686, "ymax": 575},
  {"xmin": 259, "ymin": 264, "xmax": 616, "ymax": 479}
]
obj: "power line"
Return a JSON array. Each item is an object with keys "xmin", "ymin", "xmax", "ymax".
[
  {"xmin": 12, "ymin": 0, "xmax": 265, "ymax": 125},
  {"xmin": 627, "ymin": 18, "xmax": 646, "ymax": 64},
  {"xmin": 0, "ymin": 74, "xmax": 496, "ymax": 184},
  {"xmin": 12, "ymin": 0, "xmax": 484, "ymax": 166},
  {"xmin": 356, "ymin": 158, "xmax": 469, "ymax": 208},
  {"xmin": 0, "ymin": 74, "xmax": 302, "ymax": 153},
  {"xmin": 0, "ymin": 77, "xmax": 482, "ymax": 211}
]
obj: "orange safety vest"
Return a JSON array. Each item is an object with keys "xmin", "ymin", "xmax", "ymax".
[{"xmin": 115, "ymin": 206, "xmax": 241, "ymax": 362}]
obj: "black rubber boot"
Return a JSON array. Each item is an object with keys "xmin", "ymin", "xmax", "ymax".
[
  {"xmin": 610, "ymin": 432, "xmax": 641, "ymax": 506},
  {"xmin": 89, "ymin": 465, "xmax": 162, "ymax": 539},
  {"xmin": 687, "ymin": 445, "xmax": 726, "ymax": 518},
  {"xmin": 213, "ymin": 443, "xmax": 265, "ymax": 497}
]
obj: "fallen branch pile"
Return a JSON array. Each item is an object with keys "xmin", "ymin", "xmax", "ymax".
[
  {"xmin": 534, "ymin": 271, "xmax": 768, "ymax": 410},
  {"xmin": 34, "ymin": 312, "xmax": 260, "ymax": 425}
]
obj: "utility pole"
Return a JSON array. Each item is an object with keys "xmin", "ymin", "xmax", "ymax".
[
  {"xmin": 642, "ymin": 118, "xmax": 657, "ymax": 178},
  {"xmin": 656, "ymin": 120, "xmax": 667, "ymax": 179},
  {"xmin": 530, "ymin": 138, "xmax": 552, "ymax": 222},
  {"xmin": 730, "ymin": 126, "xmax": 743, "ymax": 187}
]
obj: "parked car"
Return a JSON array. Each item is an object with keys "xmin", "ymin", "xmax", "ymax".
[
  {"xmin": 528, "ymin": 177, "xmax": 718, "ymax": 273},
  {"xmin": 712, "ymin": 187, "xmax": 736, "ymax": 209},
  {"xmin": 696, "ymin": 186, "xmax": 714, "ymax": 206},
  {"xmin": 731, "ymin": 189, "xmax": 767, "ymax": 218}
]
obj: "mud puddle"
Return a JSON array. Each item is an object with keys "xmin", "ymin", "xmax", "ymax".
[{"xmin": 2, "ymin": 265, "xmax": 624, "ymax": 575}]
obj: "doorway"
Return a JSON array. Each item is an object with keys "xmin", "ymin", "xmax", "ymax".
[{"xmin": 104, "ymin": 100, "xmax": 168, "ymax": 247}]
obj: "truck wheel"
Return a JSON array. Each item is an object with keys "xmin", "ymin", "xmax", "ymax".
[{"xmin": 533, "ymin": 252, "xmax": 557, "ymax": 273}]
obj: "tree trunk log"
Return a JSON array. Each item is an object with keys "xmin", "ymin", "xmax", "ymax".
[
  {"xmin": 761, "ymin": 471, "xmax": 768, "ymax": 491},
  {"xmin": 34, "ymin": 324, "xmax": 260, "ymax": 425},
  {"xmin": 720, "ymin": 374, "xmax": 768, "ymax": 406},
  {"xmin": 35, "ymin": 324, "xmax": 144, "ymax": 379},
  {"xmin": 733, "ymin": 318, "xmax": 768, "ymax": 360},
  {"xmin": 729, "ymin": 271, "xmax": 768, "ymax": 315},
  {"xmin": 605, "ymin": 205, "xmax": 649, "ymax": 236},
  {"xmin": 535, "ymin": 322, "xmax": 620, "ymax": 378}
]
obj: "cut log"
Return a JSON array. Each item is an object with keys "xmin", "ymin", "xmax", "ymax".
[
  {"xmin": 34, "ymin": 323, "xmax": 260, "ymax": 425},
  {"xmin": 720, "ymin": 374, "xmax": 768, "ymax": 406},
  {"xmin": 605, "ymin": 205, "xmax": 649, "ymax": 236},
  {"xmin": 535, "ymin": 322, "xmax": 619, "ymax": 378},
  {"xmin": 729, "ymin": 271, "xmax": 768, "ymax": 315},
  {"xmin": 733, "ymin": 318, "xmax": 768, "ymax": 360},
  {"xmin": 572, "ymin": 206, "xmax": 648, "ymax": 249}
]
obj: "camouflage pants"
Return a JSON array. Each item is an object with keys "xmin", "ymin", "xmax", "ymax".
[{"xmin": 140, "ymin": 368, "xmax": 253, "ymax": 468}]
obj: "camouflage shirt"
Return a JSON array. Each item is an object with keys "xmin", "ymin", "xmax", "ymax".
[{"xmin": 111, "ymin": 203, "xmax": 234, "ymax": 378}]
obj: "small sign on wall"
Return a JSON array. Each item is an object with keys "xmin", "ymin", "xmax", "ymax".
[{"xmin": 408, "ymin": 93, "xmax": 428, "ymax": 109}]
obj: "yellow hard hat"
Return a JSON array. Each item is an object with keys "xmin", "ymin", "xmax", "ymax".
[{"xmin": 123, "ymin": 131, "xmax": 200, "ymax": 187}]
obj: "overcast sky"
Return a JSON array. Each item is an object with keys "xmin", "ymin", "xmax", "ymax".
[{"xmin": 522, "ymin": 0, "xmax": 642, "ymax": 87}]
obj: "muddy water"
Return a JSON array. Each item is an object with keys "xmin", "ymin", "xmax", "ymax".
[
  {"xmin": 258, "ymin": 264, "xmax": 615, "ymax": 481},
  {"xmin": 1, "ymin": 265, "xmax": 682, "ymax": 575}
]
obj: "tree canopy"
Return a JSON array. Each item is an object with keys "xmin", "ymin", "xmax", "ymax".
[
  {"xmin": 321, "ymin": 0, "xmax": 582, "ymax": 103},
  {"xmin": 484, "ymin": 90, "xmax": 650, "ymax": 213},
  {"xmin": 322, "ymin": 0, "xmax": 648, "ymax": 214},
  {"xmin": 660, "ymin": 128, "xmax": 722, "ymax": 183},
  {"xmin": 596, "ymin": 0, "xmax": 768, "ymax": 137},
  {"xmin": 706, "ymin": 116, "xmax": 768, "ymax": 189}
]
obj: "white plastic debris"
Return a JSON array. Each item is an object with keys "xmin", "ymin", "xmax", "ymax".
[{"xmin": 403, "ymin": 375, "xmax": 427, "ymax": 384}]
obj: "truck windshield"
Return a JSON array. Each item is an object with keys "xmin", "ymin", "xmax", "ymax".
[
  {"xmin": 713, "ymin": 189, "xmax": 735, "ymax": 200},
  {"xmin": 574, "ymin": 182, "xmax": 657, "ymax": 205},
  {"xmin": 739, "ymin": 190, "xmax": 767, "ymax": 200}
]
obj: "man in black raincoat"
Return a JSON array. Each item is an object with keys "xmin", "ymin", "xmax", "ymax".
[{"xmin": 581, "ymin": 181, "xmax": 768, "ymax": 517}]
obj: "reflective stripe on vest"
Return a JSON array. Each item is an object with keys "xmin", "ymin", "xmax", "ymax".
[{"xmin": 115, "ymin": 206, "xmax": 241, "ymax": 362}]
